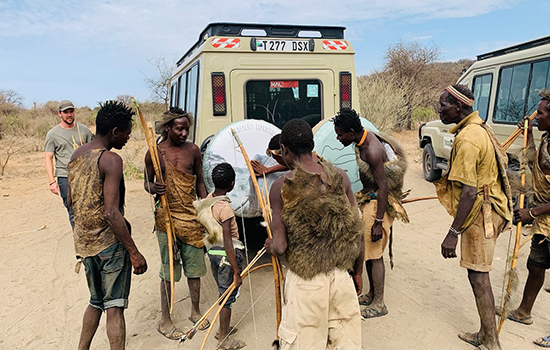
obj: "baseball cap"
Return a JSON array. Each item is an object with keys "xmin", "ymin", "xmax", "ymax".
[{"xmin": 59, "ymin": 100, "xmax": 75, "ymax": 112}]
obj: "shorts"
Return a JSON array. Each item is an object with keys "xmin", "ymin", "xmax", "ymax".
[
  {"xmin": 83, "ymin": 241, "xmax": 132, "ymax": 311},
  {"xmin": 361, "ymin": 199, "xmax": 394, "ymax": 261},
  {"xmin": 527, "ymin": 234, "xmax": 550, "ymax": 269},
  {"xmin": 157, "ymin": 231, "xmax": 206, "ymax": 281},
  {"xmin": 208, "ymin": 247, "xmax": 245, "ymax": 308},
  {"xmin": 278, "ymin": 269, "xmax": 361, "ymax": 350},
  {"xmin": 460, "ymin": 209, "xmax": 506, "ymax": 272}
]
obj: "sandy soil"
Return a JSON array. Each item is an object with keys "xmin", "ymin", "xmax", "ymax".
[{"xmin": 1, "ymin": 131, "xmax": 550, "ymax": 350}]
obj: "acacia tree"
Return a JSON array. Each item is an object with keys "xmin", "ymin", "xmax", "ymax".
[
  {"xmin": 383, "ymin": 41, "xmax": 440, "ymax": 130},
  {"xmin": 144, "ymin": 57, "xmax": 173, "ymax": 108}
]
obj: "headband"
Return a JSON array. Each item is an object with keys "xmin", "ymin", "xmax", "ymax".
[{"xmin": 445, "ymin": 85, "xmax": 474, "ymax": 107}]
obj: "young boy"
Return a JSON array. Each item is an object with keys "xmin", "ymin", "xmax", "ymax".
[{"xmin": 202, "ymin": 163, "xmax": 246, "ymax": 350}]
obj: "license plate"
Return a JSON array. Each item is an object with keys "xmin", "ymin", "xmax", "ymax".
[{"xmin": 256, "ymin": 40, "xmax": 309, "ymax": 52}]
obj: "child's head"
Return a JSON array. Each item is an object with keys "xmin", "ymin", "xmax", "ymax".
[
  {"xmin": 266, "ymin": 133, "xmax": 285, "ymax": 166},
  {"xmin": 212, "ymin": 162, "xmax": 236, "ymax": 192}
]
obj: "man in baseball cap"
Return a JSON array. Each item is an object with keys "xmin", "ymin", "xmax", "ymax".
[
  {"xmin": 44, "ymin": 99, "xmax": 94, "ymax": 228},
  {"xmin": 58, "ymin": 100, "xmax": 75, "ymax": 112}
]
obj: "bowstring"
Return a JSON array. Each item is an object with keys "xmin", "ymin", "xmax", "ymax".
[
  {"xmin": 231, "ymin": 137, "xmax": 259, "ymax": 340},
  {"xmin": 144, "ymin": 148, "xmax": 172, "ymax": 314},
  {"xmin": 217, "ymin": 275, "xmax": 275, "ymax": 347}
]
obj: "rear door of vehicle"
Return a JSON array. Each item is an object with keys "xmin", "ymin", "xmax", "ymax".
[{"xmin": 229, "ymin": 69, "xmax": 334, "ymax": 129}]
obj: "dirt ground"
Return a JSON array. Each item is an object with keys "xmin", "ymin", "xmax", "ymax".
[{"xmin": 2, "ymin": 130, "xmax": 550, "ymax": 350}]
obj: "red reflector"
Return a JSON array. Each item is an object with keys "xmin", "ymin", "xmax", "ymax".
[
  {"xmin": 340, "ymin": 72, "xmax": 352, "ymax": 109},
  {"xmin": 212, "ymin": 72, "xmax": 226, "ymax": 116}
]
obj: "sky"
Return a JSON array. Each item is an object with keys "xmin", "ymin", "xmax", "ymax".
[{"xmin": 0, "ymin": 0, "xmax": 549, "ymax": 108}]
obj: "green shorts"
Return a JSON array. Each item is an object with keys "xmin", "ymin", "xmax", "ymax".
[
  {"xmin": 83, "ymin": 241, "xmax": 132, "ymax": 311},
  {"xmin": 157, "ymin": 231, "xmax": 206, "ymax": 281}
]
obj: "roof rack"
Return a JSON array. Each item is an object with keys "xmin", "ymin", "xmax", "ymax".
[
  {"xmin": 176, "ymin": 22, "xmax": 346, "ymax": 66},
  {"xmin": 477, "ymin": 35, "xmax": 550, "ymax": 61}
]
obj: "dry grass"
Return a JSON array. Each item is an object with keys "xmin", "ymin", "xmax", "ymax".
[
  {"xmin": 357, "ymin": 73, "xmax": 439, "ymax": 132},
  {"xmin": 0, "ymin": 100, "xmax": 164, "ymax": 178}
]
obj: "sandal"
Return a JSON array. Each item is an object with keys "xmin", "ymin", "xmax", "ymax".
[
  {"xmin": 217, "ymin": 339, "xmax": 246, "ymax": 350},
  {"xmin": 507, "ymin": 309, "xmax": 533, "ymax": 325},
  {"xmin": 535, "ymin": 335, "xmax": 550, "ymax": 348},
  {"xmin": 157, "ymin": 325, "xmax": 184, "ymax": 340},
  {"xmin": 361, "ymin": 305, "xmax": 388, "ymax": 319},
  {"xmin": 189, "ymin": 316, "xmax": 211, "ymax": 331},
  {"xmin": 215, "ymin": 326, "xmax": 239, "ymax": 340},
  {"xmin": 458, "ymin": 332, "xmax": 481, "ymax": 347},
  {"xmin": 358, "ymin": 294, "xmax": 373, "ymax": 306}
]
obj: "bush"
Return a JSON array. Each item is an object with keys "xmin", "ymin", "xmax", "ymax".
[{"xmin": 357, "ymin": 72, "xmax": 410, "ymax": 131}]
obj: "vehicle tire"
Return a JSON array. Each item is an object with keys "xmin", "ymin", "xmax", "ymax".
[{"xmin": 423, "ymin": 143, "xmax": 442, "ymax": 182}]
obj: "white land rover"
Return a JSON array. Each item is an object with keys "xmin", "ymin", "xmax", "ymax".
[{"xmin": 419, "ymin": 35, "xmax": 550, "ymax": 181}]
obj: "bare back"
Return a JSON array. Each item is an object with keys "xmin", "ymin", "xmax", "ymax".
[{"xmin": 358, "ymin": 132, "xmax": 388, "ymax": 193}]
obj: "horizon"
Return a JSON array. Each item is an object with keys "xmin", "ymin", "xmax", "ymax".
[{"xmin": 1, "ymin": 0, "xmax": 549, "ymax": 108}]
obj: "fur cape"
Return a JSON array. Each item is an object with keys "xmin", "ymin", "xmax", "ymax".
[
  {"xmin": 193, "ymin": 195, "xmax": 244, "ymax": 250},
  {"xmin": 355, "ymin": 132, "xmax": 409, "ymax": 222},
  {"xmin": 281, "ymin": 159, "xmax": 363, "ymax": 280}
]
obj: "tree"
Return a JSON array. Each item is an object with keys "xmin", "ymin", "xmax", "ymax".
[
  {"xmin": 116, "ymin": 95, "xmax": 133, "ymax": 107},
  {"xmin": 0, "ymin": 89, "xmax": 23, "ymax": 115},
  {"xmin": 383, "ymin": 41, "xmax": 440, "ymax": 129},
  {"xmin": 144, "ymin": 57, "xmax": 173, "ymax": 108}
]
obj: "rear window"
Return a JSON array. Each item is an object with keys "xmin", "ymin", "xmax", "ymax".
[{"xmin": 245, "ymin": 80, "xmax": 322, "ymax": 128}]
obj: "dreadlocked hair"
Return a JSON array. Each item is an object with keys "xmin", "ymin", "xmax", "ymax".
[
  {"xmin": 268, "ymin": 133, "xmax": 281, "ymax": 151},
  {"xmin": 96, "ymin": 100, "xmax": 135, "ymax": 136},
  {"xmin": 445, "ymin": 84, "xmax": 474, "ymax": 107},
  {"xmin": 212, "ymin": 162, "xmax": 235, "ymax": 189},
  {"xmin": 539, "ymin": 89, "xmax": 550, "ymax": 112},
  {"xmin": 332, "ymin": 108, "xmax": 363, "ymax": 133},
  {"xmin": 280, "ymin": 119, "xmax": 314, "ymax": 155}
]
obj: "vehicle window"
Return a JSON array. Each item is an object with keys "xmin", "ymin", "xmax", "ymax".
[
  {"xmin": 472, "ymin": 74, "xmax": 493, "ymax": 121},
  {"xmin": 186, "ymin": 65, "xmax": 199, "ymax": 117},
  {"xmin": 494, "ymin": 63, "xmax": 531, "ymax": 123},
  {"xmin": 527, "ymin": 60, "xmax": 550, "ymax": 115},
  {"xmin": 170, "ymin": 84, "xmax": 177, "ymax": 108},
  {"xmin": 186, "ymin": 64, "xmax": 199, "ymax": 141},
  {"xmin": 178, "ymin": 73, "xmax": 187, "ymax": 110},
  {"xmin": 245, "ymin": 80, "xmax": 322, "ymax": 128}
]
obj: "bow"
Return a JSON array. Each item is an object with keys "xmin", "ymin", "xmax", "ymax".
[
  {"xmin": 132, "ymin": 98, "xmax": 177, "ymax": 314},
  {"xmin": 230, "ymin": 128, "xmax": 284, "ymax": 339},
  {"xmin": 497, "ymin": 118, "xmax": 529, "ymax": 334}
]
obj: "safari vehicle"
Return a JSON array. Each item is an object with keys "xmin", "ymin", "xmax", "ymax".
[
  {"xmin": 419, "ymin": 35, "xmax": 550, "ymax": 181},
  {"xmin": 168, "ymin": 22, "xmax": 360, "ymax": 150}
]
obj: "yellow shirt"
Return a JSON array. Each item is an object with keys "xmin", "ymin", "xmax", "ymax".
[
  {"xmin": 531, "ymin": 134, "xmax": 550, "ymax": 237},
  {"xmin": 448, "ymin": 112, "xmax": 511, "ymax": 229}
]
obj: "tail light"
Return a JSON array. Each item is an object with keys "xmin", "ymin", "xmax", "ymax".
[
  {"xmin": 212, "ymin": 72, "xmax": 226, "ymax": 116},
  {"xmin": 340, "ymin": 72, "xmax": 352, "ymax": 109}
]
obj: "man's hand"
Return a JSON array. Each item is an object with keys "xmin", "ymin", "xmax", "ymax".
[
  {"xmin": 151, "ymin": 182, "xmax": 166, "ymax": 196},
  {"xmin": 514, "ymin": 208, "xmax": 531, "ymax": 224},
  {"xmin": 371, "ymin": 222, "xmax": 383, "ymax": 242},
  {"xmin": 517, "ymin": 116, "xmax": 533, "ymax": 133},
  {"xmin": 351, "ymin": 272, "xmax": 363, "ymax": 296},
  {"xmin": 264, "ymin": 237, "xmax": 273, "ymax": 254},
  {"xmin": 49, "ymin": 182, "xmax": 60, "ymax": 195},
  {"xmin": 130, "ymin": 252, "xmax": 148, "ymax": 275},
  {"xmin": 264, "ymin": 238, "xmax": 273, "ymax": 255},
  {"xmin": 233, "ymin": 272, "xmax": 242, "ymax": 288},
  {"xmin": 251, "ymin": 160, "xmax": 268, "ymax": 176},
  {"xmin": 441, "ymin": 232, "xmax": 458, "ymax": 259}
]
